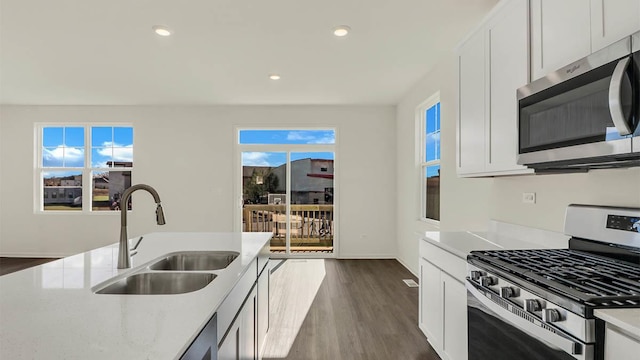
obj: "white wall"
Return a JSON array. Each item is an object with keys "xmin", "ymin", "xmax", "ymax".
[
  {"xmin": 396, "ymin": 54, "xmax": 640, "ymax": 275},
  {"xmin": 0, "ymin": 105, "xmax": 397, "ymax": 258},
  {"xmin": 395, "ymin": 52, "xmax": 493, "ymax": 275}
]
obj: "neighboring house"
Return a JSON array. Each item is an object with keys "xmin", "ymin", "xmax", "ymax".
[
  {"xmin": 43, "ymin": 187, "xmax": 82, "ymax": 205},
  {"xmin": 272, "ymin": 158, "xmax": 334, "ymax": 204}
]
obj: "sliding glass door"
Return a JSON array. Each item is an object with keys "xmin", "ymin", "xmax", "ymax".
[{"xmin": 239, "ymin": 130, "xmax": 336, "ymax": 256}]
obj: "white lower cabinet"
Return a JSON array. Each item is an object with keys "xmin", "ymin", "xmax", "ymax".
[
  {"xmin": 604, "ymin": 324, "xmax": 640, "ymax": 359},
  {"xmin": 419, "ymin": 245, "xmax": 468, "ymax": 360},
  {"xmin": 420, "ymin": 258, "xmax": 443, "ymax": 348},
  {"xmin": 441, "ymin": 271, "xmax": 468, "ymax": 360}
]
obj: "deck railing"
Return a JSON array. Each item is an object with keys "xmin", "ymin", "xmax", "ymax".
[{"xmin": 242, "ymin": 204, "xmax": 334, "ymax": 251}]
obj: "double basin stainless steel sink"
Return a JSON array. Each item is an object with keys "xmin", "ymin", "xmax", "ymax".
[{"xmin": 94, "ymin": 251, "xmax": 239, "ymax": 295}]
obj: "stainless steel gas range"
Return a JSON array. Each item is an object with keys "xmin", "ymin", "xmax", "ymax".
[{"xmin": 466, "ymin": 205, "xmax": 640, "ymax": 360}]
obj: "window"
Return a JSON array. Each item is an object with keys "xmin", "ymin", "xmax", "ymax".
[
  {"xmin": 37, "ymin": 125, "xmax": 133, "ymax": 212},
  {"xmin": 420, "ymin": 94, "xmax": 440, "ymax": 221}
]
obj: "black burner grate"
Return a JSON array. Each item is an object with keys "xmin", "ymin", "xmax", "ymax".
[{"xmin": 470, "ymin": 249, "xmax": 640, "ymax": 307}]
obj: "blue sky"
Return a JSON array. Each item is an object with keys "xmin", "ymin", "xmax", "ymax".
[
  {"xmin": 43, "ymin": 126, "xmax": 133, "ymax": 168},
  {"xmin": 241, "ymin": 130, "xmax": 335, "ymax": 167},
  {"xmin": 240, "ymin": 130, "xmax": 335, "ymax": 145},
  {"xmin": 425, "ymin": 102, "xmax": 441, "ymax": 178}
]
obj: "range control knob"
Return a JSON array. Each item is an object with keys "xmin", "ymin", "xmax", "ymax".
[
  {"xmin": 525, "ymin": 299, "xmax": 543, "ymax": 313},
  {"xmin": 470, "ymin": 271, "xmax": 484, "ymax": 281},
  {"xmin": 542, "ymin": 309, "xmax": 563, "ymax": 323},
  {"xmin": 480, "ymin": 276, "xmax": 498, "ymax": 287},
  {"xmin": 500, "ymin": 287, "xmax": 518, "ymax": 298}
]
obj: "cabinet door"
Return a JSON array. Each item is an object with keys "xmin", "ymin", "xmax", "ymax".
[
  {"xmin": 530, "ymin": 0, "xmax": 591, "ymax": 80},
  {"xmin": 240, "ymin": 286, "xmax": 257, "ymax": 360},
  {"xmin": 486, "ymin": 0, "xmax": 530, "ymax": 174},
  {"xmin": 442, "ymin": 273, "xmax": 468, "ymax": 360},
  {"xmin": 256, "ymin": 268, "xmax": 269, "ymax": 359},
  {"xmin": 457, "ymin": 30, "xmax": 486, "ymax": 175},
  {"xmin": 419, "ymin": 258, "xmax": 443, "ymax": 350},
  {"xmin": 218, "ymin": 320, "xmax": 240, "ymax": 360},
  {"xmin": 181, "ymin": 314, "xmax": 218, "ymax": 360},
  {"xmin": 604, "ymin": 324, "xmax": 640, "ymax": 359},
  {"xmin": 591, "ymin": 0, "xmax": 640, "ymax": 52}
]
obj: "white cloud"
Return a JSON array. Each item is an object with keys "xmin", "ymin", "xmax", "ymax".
[
  {"xmin": 43, "ymin": 146, "xmax": 84, "ymax": 164},
  {"xmin": 242, "ymin": 152, "xmax": 271, "ymax": 166},
  {"xmin": 95, "ymin": 143, "xmax": 133, "ymax": 162},
  {"xmin": 287, "ymin": 131, "xmax": 335, "ymax": 144},
  {"xmin": 309, "ymin": 135, "xmax": 335, "ymax": 144},
  {"xmin": 113, "ymin": 146, "xmax": 133, "ymax": 162},
  {"xmin": 286, "ymin": 131, "xmax": 314, "ymax": 141}
]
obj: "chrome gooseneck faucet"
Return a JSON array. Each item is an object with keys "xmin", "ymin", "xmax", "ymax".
[{"xmin": 118, "ymin": 184, "xmax": 166, "ymax": 269}]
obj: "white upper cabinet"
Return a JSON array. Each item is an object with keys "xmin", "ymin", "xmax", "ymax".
[
  {"xmin": 591, "ymin": 0, "xmax": 640, "ymax": 52},
  {"xmin": 457, "ymin": 30, "xmax": 486, "ymax": 175},
  {"xmin": 486, "ymin": 0, "xmax": 530, "ymax": 173},
  {"xmin": 530, "ymin": 0, "xmax": 592, "ymax": 81},
  {"xmin": 457, "ymin": 0, "xmax": 532, "ymax": 177}
]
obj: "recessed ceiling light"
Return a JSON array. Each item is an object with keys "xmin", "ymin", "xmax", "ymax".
[
  {"xmin": 333, "ymin": 25, "xmax": 351, "ymax": 37},
  {"xmin": 269, "ymin": 74, "xmax": 281, "ymax": 80},
  {"xmin": 152, "ymin": 25, "xmax": 172, "ymax": 37}
]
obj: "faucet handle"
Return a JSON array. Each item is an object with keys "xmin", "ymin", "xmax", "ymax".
[{"xmin": 131, "ymin": 236, "xmax": 143, "ymax": 251}]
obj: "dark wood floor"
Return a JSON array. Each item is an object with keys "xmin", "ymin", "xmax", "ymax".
[
  {"xmin": 265, "ymin": 259, "xmax": 440, "ymax": 360},
  {"xmin": 0, "ymin": 257, "xmax": 58, "ymax": 276}
]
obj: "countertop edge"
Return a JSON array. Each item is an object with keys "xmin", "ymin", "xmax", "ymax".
[{"xmin": 594, "ymin": 309, "xmax": 640, "ymax": 340}]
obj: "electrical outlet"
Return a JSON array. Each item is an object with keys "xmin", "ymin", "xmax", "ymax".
[{"xmin": 522, "ymin": 192, "xmax": 536, "ymax": 204}]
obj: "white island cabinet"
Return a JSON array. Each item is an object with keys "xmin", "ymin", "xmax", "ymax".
[{"xmin": 0, "ymin": 232, "xmax": 272, "ymax": 360}]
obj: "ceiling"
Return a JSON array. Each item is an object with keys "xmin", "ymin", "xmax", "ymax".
[{"xmin": 0, "ymin": 0, "xmax": 497, "ymax": 105}]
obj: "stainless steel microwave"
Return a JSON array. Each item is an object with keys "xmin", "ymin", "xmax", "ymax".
[{"xmin": 517, "ymin": 32, "xmax": 640, "ymax": 172}]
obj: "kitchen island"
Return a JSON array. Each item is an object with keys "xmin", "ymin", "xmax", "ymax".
[{"xmin": 0, "ymin": 232, "xmax": 272, "ymax": 359}]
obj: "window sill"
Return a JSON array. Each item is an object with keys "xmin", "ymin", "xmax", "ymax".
[
  {"xmin": 419, "ymin": 217, "xmax": 440, "ymax": 228},
  {"xmin": 35, "ymin": 210, "xmax": 125, "ymax": 215}
]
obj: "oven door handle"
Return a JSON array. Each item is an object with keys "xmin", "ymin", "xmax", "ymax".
[
  {"xmin": 466, "ymin": 280, "xmax": 588, "ymax": 360},
  {"xmin": 608, "ymin": 56, "xmax": 632, "ymax": 136}
]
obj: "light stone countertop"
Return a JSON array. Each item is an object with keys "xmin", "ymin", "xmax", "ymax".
[
  {"xmin": 594, "ymin": 308, "xmax": 640, "ymax": 340},
  {"xmin": 420, "ymin": 230, "xmax": 566, "ymax": 259},
  {"xmin": 0, "ymin": 232, "xmax": 272, "ymax": 360}
]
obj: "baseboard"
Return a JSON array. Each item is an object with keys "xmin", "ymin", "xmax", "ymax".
[
  {"xmin": 395, "ymin": 256, "xmax": 418, "ymax": 278},
  {"xmin": 336, "ymin": 254, "xmax": 396, "ymax": 259}
]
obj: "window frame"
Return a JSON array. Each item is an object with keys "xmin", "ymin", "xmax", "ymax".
[
  {"xmin": 35, "ymin": 123, "xmax": 134, "ymax": 214},
  {"xmin": 418, "ymin": 93, "xmax": 441, "ymax": 224}
]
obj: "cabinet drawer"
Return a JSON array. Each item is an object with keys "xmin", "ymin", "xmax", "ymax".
[{"xmin": 419, "ymin": 240, "xmax": 467, "ymax": 282}]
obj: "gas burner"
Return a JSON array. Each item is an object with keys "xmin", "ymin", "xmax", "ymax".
[{"xmin": 469, "ymin": 249, "xmax": 640, "ymax": 308}]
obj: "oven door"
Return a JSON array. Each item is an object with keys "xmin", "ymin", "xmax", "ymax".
[
  {"xmin": 517, "ymin": 35, "xmax": 639, "ymax": 169},
  {"xmin": 466, "ymin": 280, "xmax": 595, "ymax": 360}
]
